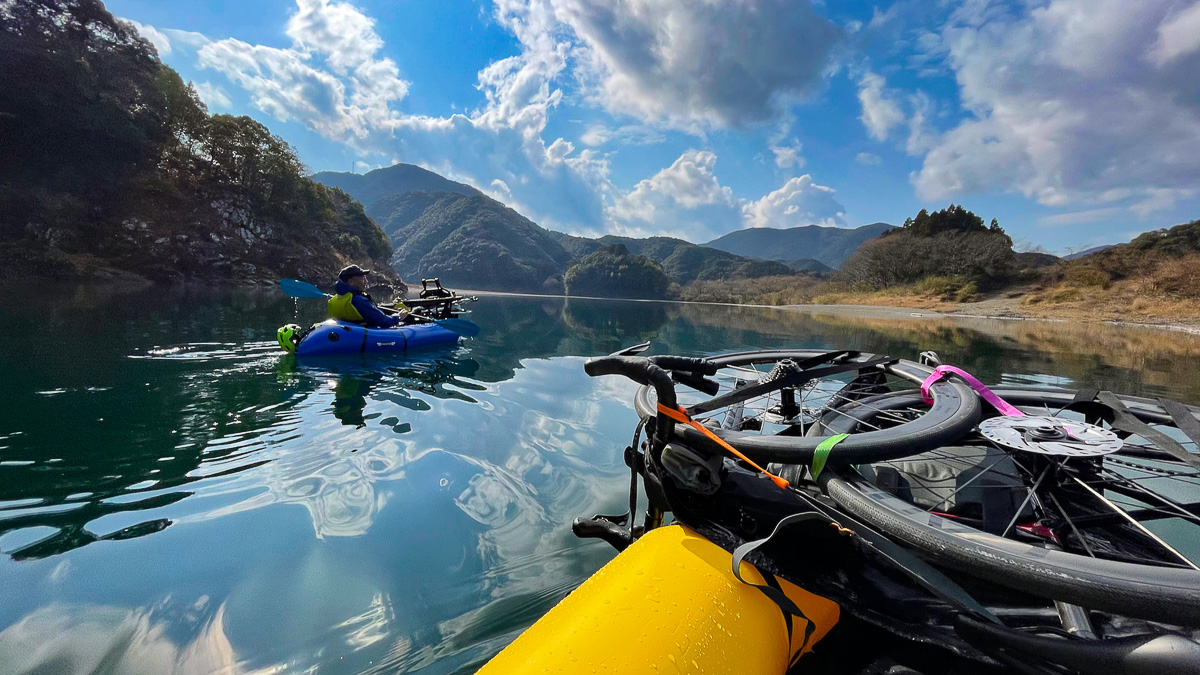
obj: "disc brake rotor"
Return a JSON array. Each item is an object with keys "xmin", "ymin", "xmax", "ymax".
[{"xmin": 979, "ymin": 416, "xmax": 1123, "ymax": 457}]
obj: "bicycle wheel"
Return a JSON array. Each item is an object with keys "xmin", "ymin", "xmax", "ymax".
[
  {"xmin": 819, "ymin": 386, "xmax": 1200, "ymax": 627},
  {"xmin": 631, "ymin": 349, "xmax": 981, "ymax": 465}
]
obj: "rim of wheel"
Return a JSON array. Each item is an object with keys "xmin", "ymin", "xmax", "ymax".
[{"xmin": 632, "ymin": 349, "xmax": 982, "ymax": 464}]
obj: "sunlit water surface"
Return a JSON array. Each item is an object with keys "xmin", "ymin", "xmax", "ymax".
[{"xmin": 3, "ymin": 286, "xmax": 1200, "ymax": 674}]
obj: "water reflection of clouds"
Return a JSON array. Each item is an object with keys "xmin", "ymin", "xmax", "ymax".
[
  {"xmin": 245, "ymin": 357, "xmax": 637, "ymax": 543},
  {"xmin": 0, "ymin": 601, "xmax": 266, "ymax": 675}
]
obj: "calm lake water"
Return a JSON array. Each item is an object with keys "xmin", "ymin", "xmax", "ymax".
[{"xmin": 3, "ymin": 286, "xmax": 1200, "ymax": 674}]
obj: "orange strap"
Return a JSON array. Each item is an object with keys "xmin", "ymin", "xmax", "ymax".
[{"xmin": 657, "ymin": 403, "xmax": 790, "ymax": 490}]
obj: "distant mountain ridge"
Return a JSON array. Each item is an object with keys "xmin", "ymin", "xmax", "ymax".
[
  {"xmin": 312, "ymin": 164, "xmax": 481, "ymax": 206},
  {"xmin": 1064, "ymin": 245, "xmax": 1113, "ymax": 260},
  {"xmin": 316, "ymin": 165, "xmax": 805, "ymax": 294},
  {"xmin": 704, "ymin": 223, "xmax": 895, "ymax": 269},
  {"xmin": 373, "ymin": 191, "xmax": 571, "ymax": 293},
  {"xmin": 545, "ymin": 232, "xmax": 794, "ymax": 285}
]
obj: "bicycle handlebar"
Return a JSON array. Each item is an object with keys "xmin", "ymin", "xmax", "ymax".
[
  {"xmin": 583, "ymin": 354, "xmax": 717, "ymax": 409},
  {"xmin": 584, "ymin": 356, "xmax": 679, "ymax": 409}
]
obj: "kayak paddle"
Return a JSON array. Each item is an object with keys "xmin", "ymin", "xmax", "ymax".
[{"xmin": 278, "ymin": 279, "xmax": 481, "ymax": 338}]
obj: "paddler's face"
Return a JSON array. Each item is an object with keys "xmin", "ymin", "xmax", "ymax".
[{"xmin": 348, "ymin": 275, "xmax": 367, "ymax": 290}]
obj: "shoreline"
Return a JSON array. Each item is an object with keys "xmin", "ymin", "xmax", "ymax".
[
  {"xmin": 783, "ymin": 303, "xmax": 1200, "ymax": 335},
  {"xmin": 462, "ymin": 289, "xmax": 1200, "ymax": 335}
]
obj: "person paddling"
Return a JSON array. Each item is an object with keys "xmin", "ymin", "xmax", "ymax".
[{"xmin": 328, "ymin": 265, "xmax": 410, "ymax": 328}]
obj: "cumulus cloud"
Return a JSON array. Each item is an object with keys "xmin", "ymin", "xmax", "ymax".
[
  {"xmin": 856, "ymin": 152, "xmax": 882, "ymax": 165},
  {"xmin": 771, "ymin": 140, "xmax": 805, "ymax": 169},
  {"xmin": 551, "ymin": 0, "xmax": 842, "ymax": 129},
  {"xmin": 912, "ymin": 0, "xmax": 1200, "ymax": 212},
  {"xmin": 610, "ymin": 150, "xmax": 845, "ymax": 240},
  {"xmin": 197, "ymin": 39, "xmax": 368, "ymax": 138},
  {"xmin": 857, "ymin": 71, "xmax": 904, "ymax": 141},
  {"xmin": 742, "ymin": 174, "xmax": 847, "ymax": 229},
  {"xmin": 192, "ymin": 0, "xmax": 410, "ymax": 141},
  {"xmin": 611, "ymin": 150, "xmax": 739, "ymax": 238}
]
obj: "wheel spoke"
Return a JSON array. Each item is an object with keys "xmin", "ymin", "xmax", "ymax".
[{"xmin": 1066, "ymin": 473, "xmax": 1200, "ymax": 570}]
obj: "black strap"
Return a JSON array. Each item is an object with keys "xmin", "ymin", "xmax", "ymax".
[
  {"xmin": 1092, "ymin": 392, "xmax": 1200, "ymax": 470},
  {"xmin": 731, "ymin": 513, "xmax": 825, "ymax": 653},
  {"xmin": 688, "ymin": 355, "xmax": 893, "ymax": 416},
  {"xmin": 800, "ymin": 483, "xmax": 1004, "ymax": 626},
  {"xmin": 1158, "ymin": 397, "xmax": 1200, "ymax": 447}
]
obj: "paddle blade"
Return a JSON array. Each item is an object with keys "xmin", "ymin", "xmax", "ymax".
[
  {"xmin": 433, "ymin": 318, "xmax": 481, "ymax": 338},
  {"xmin": 610, "ymin": 341, "xmax": 651, "ymax": 357},
  {"xmin": 280, "ymin": 279, "xmax": 328, "ymax": 299}
]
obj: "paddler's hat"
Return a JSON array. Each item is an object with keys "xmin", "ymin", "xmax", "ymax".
[{"xmin": 338, "ymin": 264, "xmax": 372, "ymax": 281}]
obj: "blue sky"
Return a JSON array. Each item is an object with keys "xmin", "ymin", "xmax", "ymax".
[{"xmin": 112, "ymin": 0, "xmax": 1200, "ymax": 253}]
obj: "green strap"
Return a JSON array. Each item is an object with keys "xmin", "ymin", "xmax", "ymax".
[{"xmin": 811, "ymin": 434, "xmax": 848, "ymax": 480}]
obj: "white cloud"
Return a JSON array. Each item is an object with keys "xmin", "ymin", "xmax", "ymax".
[
  {"xmin": 285, "ymin": 0, "xmax": 384, "ymax": 74},
  {"xmin": 192, "ymin": 81, "xmax": 232, "ymax": 109},
  {"xmin": 912, "ymin": 0, "xmax": 1200, "ymax": 213},
  {"xmin": 1148, "ymin": 2, "xmax": 1200, "ymax": 65},
  {"xmin": 551, "ymin": 0, "xmax": 842, "ymax": 129},
  {"xmin": 856, "ymin": 71, "xmax": 904, "ymax": 141},
  {"xmin": 742, "ymin": 174, "xmax": 847, "ymax": 229},
  {"xmin": 1131, "ymin": 187, "xmax": 1197, "ymax": 215},
  {"xmin": 191, "ymin": 0, "xmax": 410, "ymax": 141},
  {"xmin": 578, "ymin": 123, "xmax": 664, "ymax": 147},
  {"xmin": 197, "ymin": 39, "xmax": 366, "ymax": 138},
  {"xmin": 856, "ymin": 152, "xmax": 882, "ymax": 165},
  {"xmin": 611, "ymin": 150, "xmax": 738, "ymax": 237},
  {"xmin": 610, "ymin": 150, "xmax": 845, "ymax": 240},
  {"xmin": 1037, "ymin": 207, "xmax": 1125, "ymax": 227},
  {"xmin": 771, "ymin": 140, "xmax": 805, "ymax": 169},
  {"xmin": 161, "ymin": 27, "xmax": 211, "ymax": 50},
  {"xmin": 126, "ymin": 19, "xmax": 171, "ymax": 54},
  {"xmin": 579, "ymin": 125, "xmax": 611, "ymax": 146}
]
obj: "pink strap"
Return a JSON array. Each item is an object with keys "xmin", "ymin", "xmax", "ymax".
[{"xmin": 921, "ymin": 365, "xmax": 1025, "ymax": 417}]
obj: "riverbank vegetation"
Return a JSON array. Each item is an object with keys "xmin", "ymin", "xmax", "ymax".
[
  {"xmin": 681, "ymin": 206, "xmax": 1200, "ymax": 327},
  {"xmin": 0, "ymin": 0, "xmax": 395, "ymax": 283}
]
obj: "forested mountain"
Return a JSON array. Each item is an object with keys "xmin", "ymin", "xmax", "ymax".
[
  {"xmin": 380, "ymin": 192, "xmax": 571, "ymax": 293},
  {"xmin": 0, "ymin": 0, "xmax": 395, "ymax": 283},
  {"xmin": 312, "ymin": 164, "xmax": 480, "ymax": 206},
  {"xmin": 317, "ymin": 170, "xmax": 802, "ymax": 293},
  {"xmin": 704, "ymin": 223, "xmax": 895, "ymax": 269},
  {"xmin": 564, "ymin": 244, "xmax": 671, "ymax": 299},
  {"xmin": 784, "ymin": 259, "xmax": 834, "ymax": 274},
  {"xmin": 839, "ymin": 206, "xmax": 1014, "ymax": 296},
  {"xmin": 546, "ymin": 232, "xmax": 793, "ymax": 284}
]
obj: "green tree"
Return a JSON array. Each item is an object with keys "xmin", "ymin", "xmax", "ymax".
[
  {"xmin": 564, "ymin": 244, "xmax": 672, "ymax": 299},
  {"xmin": 843, "ymin": 205, "xmax": 1014, "ymax": 290},
  {"xmin": 895, "ymin": 204, "xmax": 1001, "ymax": 238}
]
